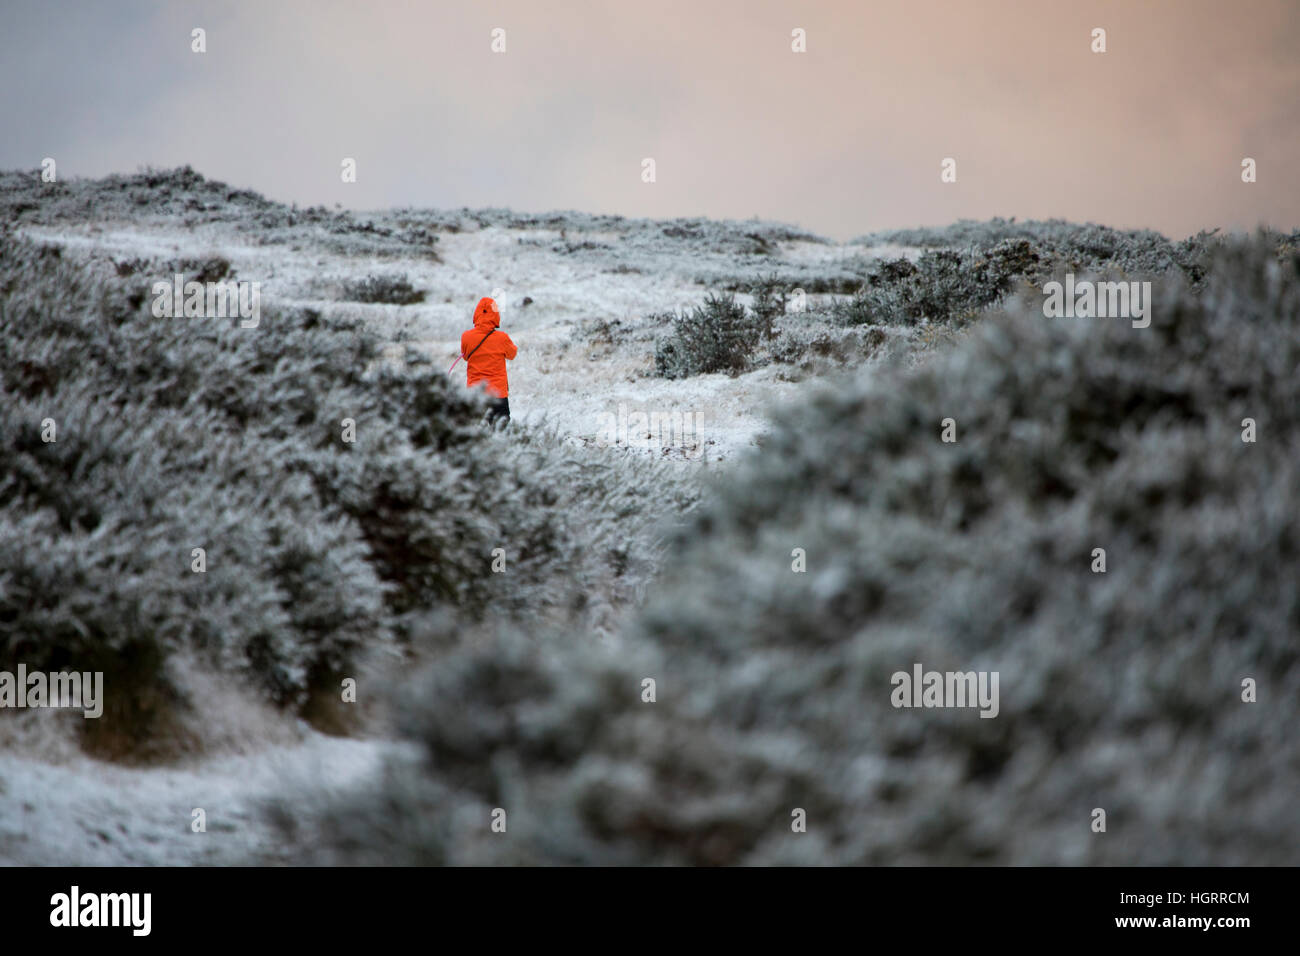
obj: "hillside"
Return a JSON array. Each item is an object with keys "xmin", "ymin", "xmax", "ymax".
[{"xmin": 2, "ymin": 168, "xmax": 1296, "ymax": 865}]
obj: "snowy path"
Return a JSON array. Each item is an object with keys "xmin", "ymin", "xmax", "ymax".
[
  {"xmin": 0, "ymin": 734, "xmax": 415, "ymax": 866},
  {"xmin": 20, "ymin": 222, "xmax": 887, "ymax": 463}
]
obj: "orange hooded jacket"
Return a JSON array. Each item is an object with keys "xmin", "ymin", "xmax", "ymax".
[{"xmin": 460, "ymin": 297, "xmax": 517, "ymax": 398}]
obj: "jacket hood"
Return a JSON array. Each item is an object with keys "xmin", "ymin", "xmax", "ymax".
[{"xmin": 473, "ymin": 297, "xmax": 500, "ymax": 330}]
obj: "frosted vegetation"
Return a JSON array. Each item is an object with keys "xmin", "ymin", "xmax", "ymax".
[
  {"xmin": 290, "ymin": 237, "xmax": 1300, "ymax": 865},
  {"xmin": 1, "ymin": 168, "xmax": 1296, "ymax": 863},
  {"xmin": 0, "ymin": 194, "xmax": 696, "ymax": 760}
]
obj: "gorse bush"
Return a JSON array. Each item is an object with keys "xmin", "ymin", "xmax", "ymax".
[
  {"xmin": 748, "ymin": 272, "xmax": 791, "ymax": 338},
  {"xmin": 766, "ymin": 322, "xmax": 893, "ymax": 374},
  {"xmin": 856, "ymin": 217, "xmax": 1226, "ymax": 283},
  {"xmin": 295, "ymin": 236, "xmax": 1300, "ymax": 864},
  {"xmin": 653, "ymin": 292, "xmax": 763, "ymax": 378},
  {"xmin": 836, "ymin": 239, "xmax": 1039, "ymax": 326},
  {"xmin": 832, "ymin": 221, "xmax": 1250, "ymax": 329},
  {"xmin": 341, "ymin": 273, "xmax": 427, "ymax": 305},
  {"xmin": 0, "ymin": 235, "xmax": 693, "ymax": 759}
]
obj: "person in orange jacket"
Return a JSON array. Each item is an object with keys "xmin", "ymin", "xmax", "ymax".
[{"xmin": 459, "ymin": 296, "xmax": 517, "ymax": 422}]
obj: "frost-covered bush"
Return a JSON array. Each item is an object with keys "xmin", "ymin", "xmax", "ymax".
[
  {"xmin": 839, "ymin": 223, "xmax": 1288, "ymax": 330},
  {"xmin": 765, "ymin": 322, "xmax": 893, "ymax": 374},
  {"xmin": 0, "ymin": 167, "xmax": 442, "ymax": 260},
  {"xmin": 167, "ymin": 255, "xmax": 234, "ymax": 284},
  {"xmin": 575, "ymin": 316, "xmax": 634, "ymax": 359},
  {"xmin": 654, "ymin": 293, "xmax": 763, "ymax": 378},
  {"xmin": 0, "ymin": 234, "xmax": 692, "ymax": 758},
  {"xmin": 341, "ymin": 273, "xmax": 426, "ymax": 305},
  {"xmin": 836, "ymin": 240, "xmax": 1038, "ymax": 325},
  {"xmin": 714, "ymin": 270, "xmax": 864, "ymax": 298},
  {"xmin": 747, "ymin": 273, "xmax": 792, "ymax": 339},
  {"xmin": 296, "ymin": 236, "xmax": 1300, "ymax": 864},
  {"xmin": 857, "ymin": 217, "xmax": 1227, "ymax": 285}
]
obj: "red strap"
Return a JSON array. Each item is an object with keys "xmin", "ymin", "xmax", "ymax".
[{"xmin": 464, "ymin": 328, "xmax": 495, "ymax": 362}]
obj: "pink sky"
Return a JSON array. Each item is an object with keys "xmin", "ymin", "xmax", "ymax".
[{"xmin": 3, "ymin": 0, "xmax": 1297, "ymax": 239}]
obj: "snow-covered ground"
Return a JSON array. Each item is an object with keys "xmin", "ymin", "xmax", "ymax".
[
  {"xmin": 20, "ymin": 220, "xmax": 907, "ymax": 464},
  {"xmin": 0, "ymin": 733, "xmax": 417, "ymax": 866},
  {"xmin": 5, "ymin": 213, "xmax": 909, "ymax": 865}
]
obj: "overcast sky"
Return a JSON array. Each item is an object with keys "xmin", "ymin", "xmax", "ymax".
[{"xmin": 3, "ymin": 0, "xmax": 1297, "ymax": 239}]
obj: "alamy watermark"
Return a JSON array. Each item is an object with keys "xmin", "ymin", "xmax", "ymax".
[
  {"xmin": 152, "ymin": 274, "xmax": 261, "ymax": 328},
  {"xmin": 595, "ymin": 403, "xmax": 704, "ymax": 460},
  {"xmin": 1042, "ymin": 273, "xmax": 1151, "ymax": 328},
  {"xmin": 890, "ymin": 663, "xmax": 999, "ymax": 718},
  {"xmin": 50, "ymin": 886, "xmax": 151, "ymax": 936},
  {"xmin": 0, "ymin": 664, "xmax": 103, "ymax": 718}
]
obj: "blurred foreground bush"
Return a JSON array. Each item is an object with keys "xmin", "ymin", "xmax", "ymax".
[{"xmin": 294, "ymin": 236, "xmax": 1300, "ymax": 864}]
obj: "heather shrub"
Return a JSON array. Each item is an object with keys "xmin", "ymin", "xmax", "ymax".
[{"xmin": 296, "ymin": 236, "xmax": 1300, "ymax": 864}]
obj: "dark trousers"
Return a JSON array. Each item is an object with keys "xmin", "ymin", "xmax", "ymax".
[{"xmin": 487, "ymin": 397, "xmax": 510, "ymax": 423}]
